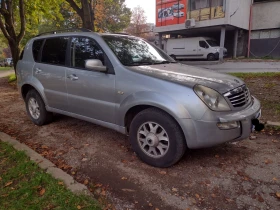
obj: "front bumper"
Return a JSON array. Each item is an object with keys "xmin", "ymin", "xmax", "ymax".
[{"xmin": 180, "ymin": 96, "xmax": 261, "ymax": 149}]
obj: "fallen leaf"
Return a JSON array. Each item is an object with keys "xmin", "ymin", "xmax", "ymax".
[
  {"xmin": 172, "ymin": 188, "xmax": 178, "ymax": 192},
  {"xmin": 122, "ymin": 189, "xmax": 136, "ymax": 192},
  {"xmin": 265, "ymin": 159, "xmax": 273, "ymax": 164},
  {"xmin": 135, "ymin": 201, "xmax": 138, "ymax": 204},
  {"xmin": 211, "ymin": 194, "xmax": 216, "ymax": 198},
  {"xmin": 39, "ymin": 188, "xmax": 46, "ymax": 196},
  {"xmin": 215, "ymin": 155, "xmax": 220, "ymax": 158},
  {"xmin": 81, "ymin": 158, "xmax": 88, "ymax": 162},
  {"xmin": 148, "ymin": 203, "xmax": 153, "ymax": 207},
  {"xmin": 121, "ymin": 177, "xmax": 128, "ymax": 180},
  {"xmin": 71, "ymin": 171, "xmax": 76, "ymax": 175},
  {"xmin": 58, "ymin": 182, "xmax": 64, "ymax": 185},
  {"xmin": 159, "ymin": 171, "xmax": 167, "ymax": 175},
  {"xmin": 195, "ymin": 194, "xmax": 200, "ymax": 198},
  {"xmin": 101, "ymin": 190, "xmax": 106, "ymax": 196},
  {"xmin": 276, "ymin": 192, "xmax": 280, "ymax": 198},
  {"xmin": 84, "ymin": 179, "xmax": 89, "ymax": 185},
  {"xmin": 4, "ymin": 181, "xmax": 13, "ymax": 187},
  {"xmin": 0, "ymin": 177, "xmax": 2, "ymax": 181},
  {"xmin": 94, "ymin": 183, "xmax": 103, "ymax": 187},
  {"xmin": 0, "ymin": 194, "xmax": 9, "ymax": 197},
  {"xmin": 41, "ymin": 145, "xmax": 48, "ymax": 149},
  {"xmin": 155, "ymin": 208, "xmax": 160, "ymax": 210},
  {"xmin": 226, "ymin": 198, "xmax": 233, "ymax": 202},
  {"xmin": 272, "ymin": 140, "xmax": 279, "ymax": 143},
  {"xmin": 77, "ymin": 205, "xmax": 81, "ymax": 209}
]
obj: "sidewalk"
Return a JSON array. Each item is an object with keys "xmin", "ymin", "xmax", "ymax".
[
  {"xmin": 0, "ymin": 70, "xmax": 14, "ymax": 78},
  {"xmin": 180, "ymin": 61, "xmax": 280, "ymax": 73}
]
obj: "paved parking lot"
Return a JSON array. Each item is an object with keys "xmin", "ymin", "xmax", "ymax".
[{"xmin": 0, "ymin": 78, "xmax": 279, "ymax": 210}]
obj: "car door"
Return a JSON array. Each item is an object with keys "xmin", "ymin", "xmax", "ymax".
[
  {"xmin": 65, "ymin": 36, "xmax": 116, "ymax": 124},
  {"xmin": 33, "ymin": 37, "xmax": 68, "ymax": 111},
  {"xmin": 198, "ymin": 40, "xmax": 210, "ymax": 58}
]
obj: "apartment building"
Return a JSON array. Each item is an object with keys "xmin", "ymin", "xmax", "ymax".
[{"xmin": 154, "ymin": 0, "xmax": 280, "ymax": 59}]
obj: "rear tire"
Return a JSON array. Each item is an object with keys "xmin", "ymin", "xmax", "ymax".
[
  {"xmin": 129, "ymin": 108, "xmax": 187, "ymax": 168},
  {"xmin": 207, "ymin": 53, "xmax": 216, "ymax": 61},
  {"xmin": 25, "ymin": 89, "xmax": 53, "ymax": 126}
]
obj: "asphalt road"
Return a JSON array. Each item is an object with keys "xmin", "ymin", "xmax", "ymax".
[{"xmin": 180, "ymin": 61, "xmax": 280, "ymax": 73}]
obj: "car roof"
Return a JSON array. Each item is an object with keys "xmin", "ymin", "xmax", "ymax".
[{"xmin": 33, "ymin": 31, "xmax": 132, "ymax": 40}]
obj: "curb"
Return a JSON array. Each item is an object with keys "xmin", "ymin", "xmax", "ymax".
[
  {"xmin": 0, "ymin": 132, "xmax": 91, "ymax": 196},
  {"xmin": 266, "ymin": 121, "xmax": 280, "ymax": 129}
]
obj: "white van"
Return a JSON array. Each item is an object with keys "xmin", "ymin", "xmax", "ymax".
[{"xmin": 166, "ymin": 37, "xmax": 227, "ymax": 61}]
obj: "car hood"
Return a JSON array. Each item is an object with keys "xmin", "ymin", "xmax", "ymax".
[{"xmin": 127, "ymin": 63, "xmax": 244, "ymax": 94}]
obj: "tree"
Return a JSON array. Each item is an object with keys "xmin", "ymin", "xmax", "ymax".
[
  {"xmin": 0, "ymin": 0, "xmax": 26, "ymax": 71},
  {"xmin": 3, "ymin": 47, "xmax": 12, "ymax": 58},
  {"xmin": 65, "ymin": 0, "xmax": 95, "ymax": 31},
  {"xmin": 95, "ymin": 0, "xmax": 131, "ymax": 33},
  {"xmin": 125, "ymin": 6, "xmax": 150, "ymax": 38},
  {"xmin": 0, "ymin": 0, "xmax": 63, "ymax": 71}
]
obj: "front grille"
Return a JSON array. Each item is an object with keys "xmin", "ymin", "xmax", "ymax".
[{"xmin": 225, "ymin": 85, "xmax": 251, "ymax": 108}]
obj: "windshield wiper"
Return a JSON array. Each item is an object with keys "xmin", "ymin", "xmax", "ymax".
[
  {"xmin": 126, "ymin": 61, "xmax": 154, "ymax": 66},
  {"xmin": 153, "ymin": 61, "xmax": 177, "ymax": 65}
]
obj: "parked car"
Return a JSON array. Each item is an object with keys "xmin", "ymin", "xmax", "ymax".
[
  {"xmin": 17, "ymin": 30, "xmax": 263, "ymax": 167},
  {"xmin": 166, "ymin": 37, "xmax": 227, "ymax": 61},
  {"xmin": 4, "ymin": 58, "xmax": 13, "ymax": 67},
  {"xmin": 172, "ymin": 3, "xmax": 185, "ymax": 10},
  {"xmin": 173, "ymin": 11, "xmax": 185, "ymax": 18}
]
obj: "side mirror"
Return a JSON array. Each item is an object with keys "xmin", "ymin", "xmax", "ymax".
[{"xmin": 85, "ymin": 59, "xmax": 107, "ymax": 72}]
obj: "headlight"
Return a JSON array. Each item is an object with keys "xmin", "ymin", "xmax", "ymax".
[
  {"xmin": 215, "ymin": 48, "xmax": 220, "ymax": 52},
  {"xmin": 194, "ymin": 85, "xmax": 231, "ymax": 111}
]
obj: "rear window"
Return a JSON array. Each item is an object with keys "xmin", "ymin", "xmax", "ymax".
[
  {"xmin": 41, "ymin": 37, "xmax": 68, "ymax": 66},
  {"xmin": 32, "ymin": 39, "xmax": 44, "ymax": 62}
]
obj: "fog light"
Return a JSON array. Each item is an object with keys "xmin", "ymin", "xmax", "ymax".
[{"xmin": 217, "ymin": 121, "xmax": 240, "ymax": 130}]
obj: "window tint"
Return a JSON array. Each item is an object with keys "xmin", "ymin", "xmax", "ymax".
[
  {"xmin": 32, "ymin": 39, "xmax": 44, "ymax": 62},
  {"xmin": 41, "ymin": 37, "xmax": 68, "ymax": 65},
  {"xmin": 71, "ymin": 37, "xmax": 104, "ymax": 69},
  {"xmin": 199, "ymin": 41, "xmax": 208, "ymax": 48}
]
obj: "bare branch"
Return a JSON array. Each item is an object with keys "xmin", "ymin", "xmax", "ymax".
[
  {"xmin": 17, "ymin": 0, "xmax": 26, "ymax": 42},
  {"xmin": 0, "ymin": 15, "xmax": 12, "ymax": 42},
  {"xmin": 66, "ymin": 0, "xmax": 83, "ymax": 16}
]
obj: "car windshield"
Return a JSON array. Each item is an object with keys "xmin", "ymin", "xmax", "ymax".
[
  {"xmin": 102, "ymin": 35, "xmax": 176, "ymax": 66},
  {"xmin": 206, "ymin": 40, "xmax": 219, "ymax": 47}
]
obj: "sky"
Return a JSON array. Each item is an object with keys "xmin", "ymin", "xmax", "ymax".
[{"xmin": 125, "ymin": 0, "xmax": 156, "ymax": 24}]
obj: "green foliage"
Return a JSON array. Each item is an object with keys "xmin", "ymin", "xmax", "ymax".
[
  {"xmin": 8, "ymin": 73, "xmax": 17, "ymax": 83},
  {"xmin": 95, "ymin": 0, "xmax": 132, "ymax": 33},
  {"xmin": 0, "ymin": 67, "xmax": 13, "ymax": 71},
  {"xmin": 0, "ymin": 142, "xmax": 101, "ymax": 210}
]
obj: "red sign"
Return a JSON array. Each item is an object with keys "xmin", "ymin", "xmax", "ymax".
[{"xmin": 156, "ymin": 0, "xmax": 188, "ymax": 27}]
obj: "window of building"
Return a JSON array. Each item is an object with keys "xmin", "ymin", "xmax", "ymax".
[
  {"xmin": 41, "ymin": 37, "xmax": 68, "ymax": 66},
  {"xmin": 32, "ymin": 39, "xmax": 44, "ymax": 62},
  {"xmin": 190, "ymin": 0, "xmax": 223, "ymax": 10},
  {"xmin": 70, "ymin": 37, "xmax": 104, "ymax": 69}
]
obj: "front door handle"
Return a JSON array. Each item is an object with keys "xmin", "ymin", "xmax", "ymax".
[
  {"xmin": 35, "ymin": 68, "xmax": 42, "ymax": 74},
  {"xmin": 67, "ymin": 74, "xmax": 79, "ymax": 81}
]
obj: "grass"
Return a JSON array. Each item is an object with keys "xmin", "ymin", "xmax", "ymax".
[
  {"xmin": 229, "ymin": 72, "xmax": 280, "ymax": 80},
  {"xmin": 0, "ymin": 141, "xmax": 101, "ymax": 210},
  {"xmin": 8, "ymin": 73, "xmax": 17, "ymax": 83},
  {"xmin": 0, "ymin": 67, "xmax": 13, "ymax": 71}
]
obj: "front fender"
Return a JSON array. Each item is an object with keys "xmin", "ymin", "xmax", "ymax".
[{"xmin": 117, "ymin": 91, "xmax": 191, "ymax": 127}]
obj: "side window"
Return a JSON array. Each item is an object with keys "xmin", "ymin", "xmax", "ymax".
[
  {"xmin": 41, "ymin": 37, "xmax": 68, "ymax": 66},
  {"xmin": 71, "ymin": 37, "xmax": 104, "ymax": 69},
  {"xmin": 32, "ymin": 39, "xmax": 44, "ymax": 62},
  {"xmin": 199, "ymin": 41, "xmax": 208, "ymax": 49}
]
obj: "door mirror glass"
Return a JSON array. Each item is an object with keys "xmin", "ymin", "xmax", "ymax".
[{"xmin": 85, "ymin": 59, "xmax": 107, "ymax": 72}]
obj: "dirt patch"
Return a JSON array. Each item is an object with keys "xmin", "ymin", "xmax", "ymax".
[{"xmin": 0, "ymin": 78, "xmax": 280, "ymax": 210}]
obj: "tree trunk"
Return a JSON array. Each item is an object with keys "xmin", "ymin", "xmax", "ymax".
[
  {"xmin": 9, "ymin": 41, "xmax": 20, "ymax": 72},
  {"xmin": 81, "ymin": 0, "xmax": 95, "ymax": 31}
]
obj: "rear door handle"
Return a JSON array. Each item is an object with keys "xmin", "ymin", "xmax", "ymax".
[
  {"xmin": 67, "ymin": 74, "xmax": 79, "ymax": 81},
  {"xmin": 35, "ymin": 68, "xmax": 42, "ymax": 74}
]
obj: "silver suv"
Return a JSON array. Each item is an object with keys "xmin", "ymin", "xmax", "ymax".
[{"xmin": 17, "ymin": 30, "xmax": 263, "ymax": 167}]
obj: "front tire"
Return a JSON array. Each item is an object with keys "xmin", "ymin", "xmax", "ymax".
[
  {"xmin": 207, "ymin": 53, "xmax": 216, "ymax": 61},
  {"xmin": 129, "ymin": 108, "xmax": 187, "ymax": 168},
  {"xmin": 25, "ymin": 89, "xmax": 53, "ymax": 126}
]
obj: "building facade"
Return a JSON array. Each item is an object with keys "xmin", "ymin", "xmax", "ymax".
[{"xmin": 154, "ymin": 0, "xmax": 280, "ymax": 59}]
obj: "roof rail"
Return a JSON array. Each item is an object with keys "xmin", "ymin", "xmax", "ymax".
[{"xmin": 36, "ymin": 28, "xmax": 92, "ymax": 37}]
